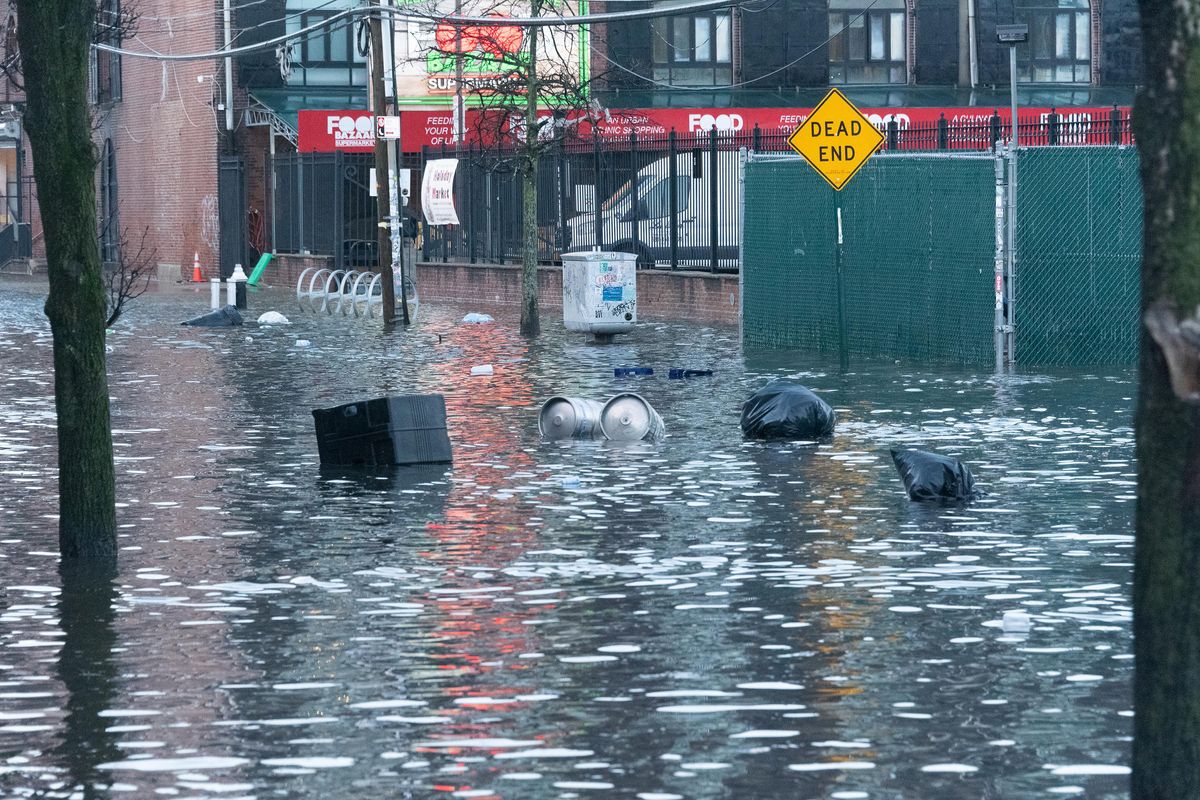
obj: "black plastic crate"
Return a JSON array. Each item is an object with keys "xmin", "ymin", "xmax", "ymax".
[{"xmin": 312, "ymin": 395, "xmax": 452, "ymax": 466}]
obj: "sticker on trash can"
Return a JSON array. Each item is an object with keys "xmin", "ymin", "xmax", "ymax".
[{"xmin": 603, "ymin": 286, "xmax": 623, "ymax": 302}]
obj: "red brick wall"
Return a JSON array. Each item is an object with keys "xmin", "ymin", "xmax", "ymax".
[
  {"xmin": 92, "ymin": 0, "xmax": 223, "ymax": 278},
  {"xmin": 269, "ymin": 253, "xmax": 335, "ymax": 288},
  {"xmin": 414, "ymin": 261, "xmax": 739, "ymax": 325}
]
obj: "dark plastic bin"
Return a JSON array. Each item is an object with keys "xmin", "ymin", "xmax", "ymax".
[{"xmin": 311, "ymin": 395, "xmax": 452, "ymax": 467}]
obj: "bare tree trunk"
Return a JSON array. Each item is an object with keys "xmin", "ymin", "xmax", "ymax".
[
  {"xmin": 1132, "ymin": 0, "xmax": 1200, "ymax": 794},
  {"xmin": 16, "ymin": 0, "xmax": 116, "ymax": 560},
  {"xmin": 519, "ymin": 2, "xmax": 540, "ymax": 337}
]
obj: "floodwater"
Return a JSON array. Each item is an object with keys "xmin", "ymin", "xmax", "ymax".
[{"xmin": 0, "ymin": 284, "xmax": 1134, "ymax": 799}]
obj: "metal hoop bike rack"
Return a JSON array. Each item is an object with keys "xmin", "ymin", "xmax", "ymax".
[{"xmin": 296, "ymin": 267, "xmax": 384, "ymax": 318}]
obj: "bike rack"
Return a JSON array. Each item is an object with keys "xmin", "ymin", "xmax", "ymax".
[{"xmin": 296, "ymin": 267, "xmax": 384, "ymax": 319}]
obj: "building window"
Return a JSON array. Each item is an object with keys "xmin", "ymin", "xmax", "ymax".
[
  {"xmin": 1018, "ymin": 0, "xmax": 1090, "ymax": 83},
  {"xmin": 94, "ymin": 0, "xmax": 122, "ymax": 103},
  {"xmin": 651, "ymin": 12, "xmax": 733, "ymax": 86},
  {"xmin": 100, "ymin": 139, "xmax": 119, "ymax": 263},
  {"xmin": 285, "ymin": 2, "xmax": 367, "ymax": 87},
  {"xmin": 828, "ymin": 0, "xmax": 906, "ymax": 84}
]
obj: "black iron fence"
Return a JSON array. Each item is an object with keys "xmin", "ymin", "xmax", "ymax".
[
  {"xmin": 418, "ymin": 106, "xmax": 1134, "ymax": 273},
  {"xmin": 271, "ymin": 151, "xmax": 379, "ymax": 270},
  {"xmin": 423, "ymin": 131, "xmax": 752, "ymax": 271},
  {"xmin": 265, "ymin": 108, "xmax": 1133, "ymax": 274}
]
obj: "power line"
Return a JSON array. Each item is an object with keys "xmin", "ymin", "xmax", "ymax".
[{"xmin": 95, "ymin": 0, "xmax": 753, "ymax": 61}]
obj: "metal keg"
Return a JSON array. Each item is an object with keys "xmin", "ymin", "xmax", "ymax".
[
  {"xmin": 600, "ymin": 393, "xmax": 665, "ymax": 442},
  {"xmin": 538, "ymin": 396, "xmax": 605, "ymax": 440}
]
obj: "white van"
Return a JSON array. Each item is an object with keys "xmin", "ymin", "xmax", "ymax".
[{"xmin": 564, "ymin": 149, "xmax": 742, "ymax": 268}]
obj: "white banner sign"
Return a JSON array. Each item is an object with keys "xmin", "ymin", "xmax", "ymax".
[{"xmin": 421, "ymin": 158, "xmax": 460, "ymax": 226}]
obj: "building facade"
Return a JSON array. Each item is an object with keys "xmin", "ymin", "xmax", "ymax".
[
  {"xmin": 0, "ymin": 0, "xmax": 227, "ymax": 280},
  {"xmin": 595, "ymin": 0, "xmax": 1141, "ymax": 108}
]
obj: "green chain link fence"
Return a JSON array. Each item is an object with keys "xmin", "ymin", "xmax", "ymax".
[
  {"xmin": 742, "ymin": 153, "xmax": 998, "ymax": 365},
  {"xmin": 1014, "ymin": 147, "xmax": 1142, "ymax": 366},
  {"xmin": 742, "ymin": 147, "xmax": 1143, "ymax": 367}
]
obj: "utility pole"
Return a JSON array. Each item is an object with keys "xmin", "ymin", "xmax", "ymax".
[{"xmin": 370, "ymin": 0, "xmax": 397, "ymax": 325}]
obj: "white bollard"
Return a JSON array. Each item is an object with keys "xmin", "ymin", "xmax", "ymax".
[
  {"xmin": 226, "ymin": 277, "xmax": 236, "ymax": 307},
  {"xmin": 210, "ymin": 278, "xmax": 221, "ymax": 310},
  {"xmin": 230, "ymin": 263, "xmax": 248, "ymax": 310}
]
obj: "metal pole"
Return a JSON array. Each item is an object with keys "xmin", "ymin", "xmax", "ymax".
[
  {"xmin": 835, "ymin": 206, "xmax": 848, "ymax": 373},
  {"xmin": 709, "ymin": 127, "xmax": 719, "ymax": 273},
  {"xmin": 386, "ymin": 0, "xmax": 410, "ymax": 324},
  {"xmin": 1009, "ymin": 45, "xmax": 1018, "ymax": 147},
  {"xmin": 394, "ymin": 140, "xmax": 411, "ymax": 324},
  {"xmin": 223, "ymin": 0, "xmax": 233, "ymax": 133},
  {"xmin": 738, "ymin": 147, "xmax": 746, "ymax": 321},
  {"xmin": 1007, "ymin": 148, "xmax": 1017, "ymax": 365},
  {"xmin": 269, "ymin": 127, "xmax": 277, "ymax": 255},
  {"xmin": 370, "ymin": 1, "xmax": 397, "ymax": 324},
  {"xmin": 297, "ymin": 154, "xmax": 305, "ymax": 254},
  {"xmin": 967, "ymin": 0, "xmax": 979, "ymax": 88},
  {"xmin": 668, "ymin": 129, "xmax": 678, "ymax": 270},
  {"xmin": 593, "ymin": 132, "xmax": 603, "ymax": 249},
  {"xmin": 994, "ymin": 155, "xmax": 1005, "ymax": 371},
  {"xmin": 1007, "ymin": 43, "xmax": 1019, "ymax": 366},
  {"xmin": 629, "ymin": 132, "xmax": 640, "ymax": 259},
  {"xmin": 557, "ymin": 137, "xmax": 568, "ymax": 254},
  {"xmin": 467, "ymin": 144, "xmax": 477, "ymax": 264}
]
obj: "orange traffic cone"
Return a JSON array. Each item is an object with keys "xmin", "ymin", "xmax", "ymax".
[{"xmin": 191, "ymin": 252, "xmax": 203, "ymax": 282}]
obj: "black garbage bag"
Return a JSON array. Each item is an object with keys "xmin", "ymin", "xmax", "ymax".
[
  {"xmin": 181, "ymin": 305, "xmax": 244, "ymax": 327},
  {"xmin": 741, "ymin": 382, "xmax": 837, "ymax": 440},
  {"xmin": 891, "ymin": 448, "xmax": 978, "ymax": 503}
]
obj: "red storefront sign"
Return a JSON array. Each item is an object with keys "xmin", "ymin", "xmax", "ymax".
[
  {"xmin": 577, "ymin": 106, "xmax": 1126, "ymax": 138},
  {"xmin": 393, "ymin": 105, "xmax": 1129, "ymax": 152},
  {"xmin": 298, "ymin": 109, "xmax": 376, "ymax": 153}
]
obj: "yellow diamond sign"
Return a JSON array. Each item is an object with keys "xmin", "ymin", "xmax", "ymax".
[{"xmin": 788, "ymin": 88, "xmax": 884, "ymax": 191}]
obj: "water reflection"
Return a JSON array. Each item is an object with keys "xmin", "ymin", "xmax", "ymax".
[
  {"xmin": 0, "ymin": 286, "xmax": 1134, "ymax": 798},
  {"xmin": 56, "ymin": 562, "xmax": 121, "ymax": 799}
]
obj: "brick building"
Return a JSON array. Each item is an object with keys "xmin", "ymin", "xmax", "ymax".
[
  {"xmin": 596, "ymin": 0, "xmax": 1141, "ymax": 107},
  {"xmin": 1, "ymin": 1, "xmax": 233, "ymax": 281}
]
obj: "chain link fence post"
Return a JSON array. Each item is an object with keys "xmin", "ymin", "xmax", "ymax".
[
  {"xmin": 994, "ymin": 154, "xmax": 1007, "ymax": 371},
  {"xmin": 1006, "ymin": 145, "xmax": 1018, "ymax": 365}
]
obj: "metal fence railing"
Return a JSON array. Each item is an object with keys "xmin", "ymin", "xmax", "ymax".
[
  {"xmin": 270, "ymin": 152, "xmax": 378, "ymax": 271},
  {"xmin": 419, "ymin": 106, "xmax": 1134, "ymax": 273}
]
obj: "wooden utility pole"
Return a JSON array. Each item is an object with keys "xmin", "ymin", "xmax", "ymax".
[
  {"xmin": 369, "ymin": 1, "xmax": 397, "ymax": 325},
  {"xmin": 1132, "ymin": 0, "xmax": 1200, "ymax": 794}
]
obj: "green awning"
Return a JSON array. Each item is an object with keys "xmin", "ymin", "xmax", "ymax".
[{"xmin": 248, "ymin": 87, "xmax": 370, "ymax": 135}]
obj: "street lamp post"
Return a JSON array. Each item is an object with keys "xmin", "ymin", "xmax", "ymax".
[{"xmin": 996, "ymin": 24, "xmax": 1028, "ymax": 146}]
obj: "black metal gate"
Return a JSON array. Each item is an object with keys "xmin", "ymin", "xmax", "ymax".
[
  {"xmin": 270, "ymin": 152, "xmax": 377, "ymax": 270},
  {"xmin": 218, "ymin": 155, "xmax": 247, "ymax": 280}
]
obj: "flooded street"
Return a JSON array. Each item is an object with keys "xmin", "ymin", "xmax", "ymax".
[{"xmin": 0, "ymin": 284, "xmax": 1134, "ymax": 799}]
